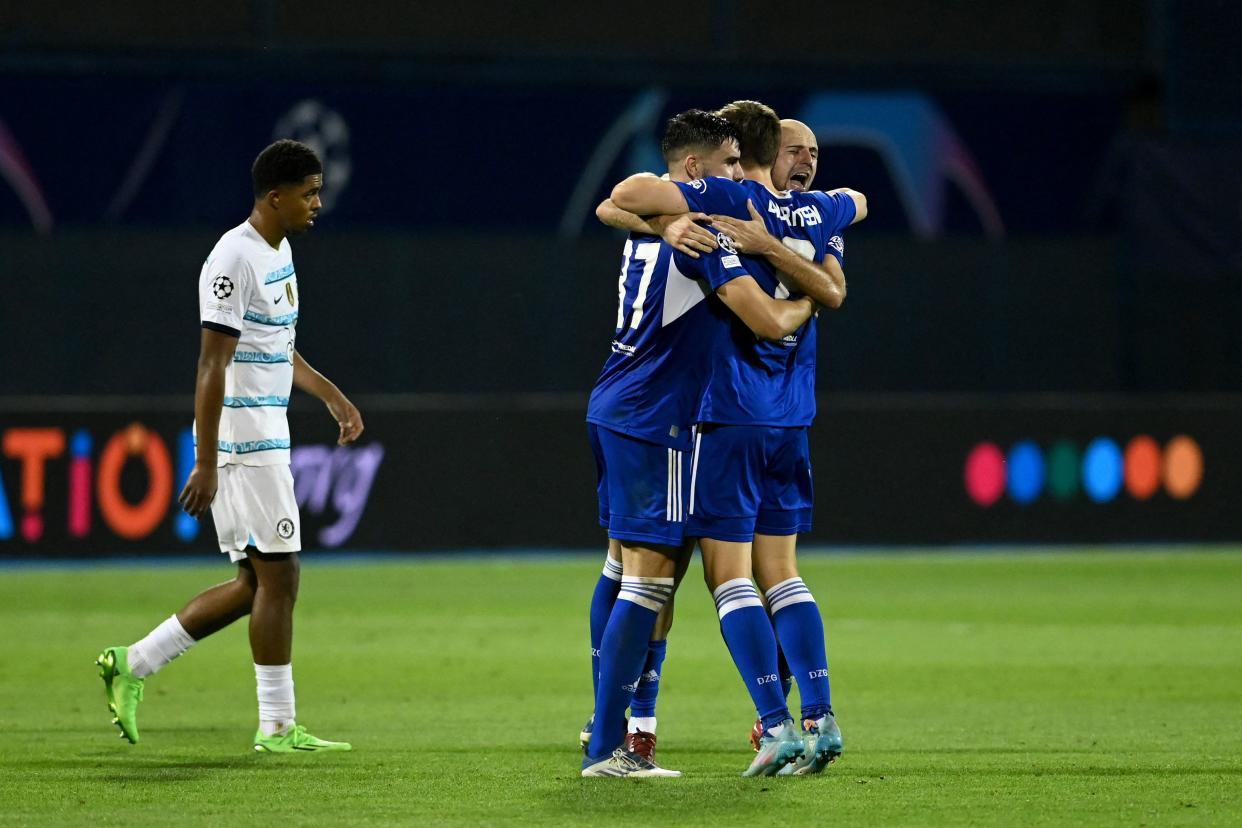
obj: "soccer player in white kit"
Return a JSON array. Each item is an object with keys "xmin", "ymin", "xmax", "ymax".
[{"xmin": 96, "ymin": 139, "xmax": 363, "ymax": 753}]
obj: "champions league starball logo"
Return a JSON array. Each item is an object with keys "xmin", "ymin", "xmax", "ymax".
[
  {"xmin": 273, "ymin": 99, "xmax": 352, "ymax": 214},
  {"xmin": 211, "ymin": 275, "xmax": 234, "ymax": 299}
]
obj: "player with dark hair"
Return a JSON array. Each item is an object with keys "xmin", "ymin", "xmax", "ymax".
[
  {"xmin": 95, "ymin": 139, "xmax": 362, "ymax": 753},
  {"xmin": 581, "ymin": 109, "xmax": 741, "ymax": 766},
  {"xmin": 581, "ymin": 110, "xmax": 820, "ymax": 778},
  {"xmin": 610, "ymin": 99, "xmax": 866, "ymax": 775}
]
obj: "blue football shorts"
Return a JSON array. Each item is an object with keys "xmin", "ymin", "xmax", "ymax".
[
  {"xmin": 685, "ymin": 424, "xmax": 813, "ymax": 542},
  {"xmin": 588, "ymin": 423, "xmax": 691, "ymax": 547}
]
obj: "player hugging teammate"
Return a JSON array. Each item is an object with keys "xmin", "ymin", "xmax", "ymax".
[{"xmin": 581, "ymin": 102, "xmax": 867, "ymax": 778}]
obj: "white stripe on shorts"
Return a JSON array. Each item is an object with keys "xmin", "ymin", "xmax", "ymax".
[
  {"xmin": 688, "ymin": 428, "xmax": 703, "ymax": 516},
  {"xmin": 676, "ymin": 450, "xmax": 683, "ymax": 522},
  {"xmin": 666, "ymin": 448, "xmax": 674, "ymax": 521}
]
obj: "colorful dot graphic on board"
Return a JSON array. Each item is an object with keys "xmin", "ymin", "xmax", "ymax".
[
  {"xmin": 964, "ymin": 436, "xmax": 1202, "ymax": 506},
  {"xmin": 964, "ymin": 442, "xmax": 1006, "ymax": 507}
]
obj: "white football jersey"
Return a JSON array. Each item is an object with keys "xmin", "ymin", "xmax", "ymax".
[{"xmin": 197, "ymin": 221, "xmax": 298, "ymax": 467}]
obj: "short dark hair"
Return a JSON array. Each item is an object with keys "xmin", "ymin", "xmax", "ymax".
[
  {"xmin": 660, "ymin": 109, "xmax": 739, "ymax": 164},
  {"xmin": 715, "ymin": 100, "xmax": 780, "ymax": 168},
  {"xmin": 252, "ymin": 139, "xmax": 322, "ymax": 197}
]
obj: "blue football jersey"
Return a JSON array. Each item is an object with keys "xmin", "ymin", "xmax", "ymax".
[
  {"xmin": 586, "ymin": 232, "xmax": 714, "ymax": 450},
  {"xmin": 674, "ymin": 178, "xmax": 856, "ymax": 427}
]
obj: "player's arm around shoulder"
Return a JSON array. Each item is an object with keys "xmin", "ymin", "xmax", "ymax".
[
  {"xmin": 595, "ymin": 198, "xmax": 718, "ymax": 259},
  {"xmin": 292, "ymin": 350, "xmax": 364, "ymax": 446},
  {"xmin": 710, "ymin": 200, "xmax": 846, "ymax": 310},
  {"xmin": 610, "ymin": 173, "xmax": 691, "ymax": 217},
  {"xmin": 715, "ymin": 276, "xmax": 816, "ymax": 341},
  {"xmin": 826, "ymin": 187, "xmax": 867, "ymax": 224}
]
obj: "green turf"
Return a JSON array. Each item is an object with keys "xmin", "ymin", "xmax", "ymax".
[{"xmin": 1, "ymin": 550, "xmax": 1240, "ymax": 826}]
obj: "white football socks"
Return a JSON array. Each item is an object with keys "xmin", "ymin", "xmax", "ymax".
[
  {"xmin": 255, "ymin": 663, "xmax": 296, "ymax": 736},
  {"xmin": 127, "ymin": 614, "xmax": 196, "ymax": 678},
  {"xmin": 628, "ymin": 717, "xmax": 657, "ymax": 734}
]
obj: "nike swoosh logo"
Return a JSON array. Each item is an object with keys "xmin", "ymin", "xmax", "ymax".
[{"xmin": 273, "ymin": 294, "xmax": 283, "ymax": 304}]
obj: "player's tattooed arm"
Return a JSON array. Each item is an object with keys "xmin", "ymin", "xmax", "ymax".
[
  {"xmin": 715, "ymin": 276, "xmax": 816, "ymax": 341},
  {"xmin": 292, "ymin": 350, "xmax": 365, "ymax": 446},
  {"xmin": 610, "ymin": 173, "xmax": 691, "ymax": 217},
  {"xmin": 594, "ymin": 198, "xmax": 719, "ymax": 258},
  {"xmin": 178, "ymin": 328, "xmax": 238, "ymax": 517},
  {"xmin": 710, "ymin": 200, "xmax": 847, "ymax": 309},
  {"xmin": 827, "ymin": 188, "xmax": 868, "ymax": 223}
]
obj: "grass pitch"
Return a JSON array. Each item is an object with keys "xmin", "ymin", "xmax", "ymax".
[{"xmin": 0, "ymin": 549, "xmax": 1239, "ymax": 826}]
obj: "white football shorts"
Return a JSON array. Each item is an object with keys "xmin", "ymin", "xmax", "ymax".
[{"xmin": 211, "ymin": 464, "xmax": 301, "ymax": 560}]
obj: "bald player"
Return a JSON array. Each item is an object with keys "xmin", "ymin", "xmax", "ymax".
[{"xmin": 771, "ymin": 119, "xmax": 820, "ymax": 193}]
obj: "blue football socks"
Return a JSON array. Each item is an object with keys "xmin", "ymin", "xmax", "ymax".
[
  {"xmin": 629, "ymin": 638, "xmax": 667, "ymax": 722},
  {"xmin": 588, "ymin": 555, "xmax": 623, "ymax": 697},
  {"xmin": 713, "ymin": 577, "xmax": 791, "ymax": 730},
  {"xmin": 766, "ymin": 577, "xmax": 832, "ymax": 720},
  {"xmin": 587, "ymin": 575, "xmax": 674, "ymax": 760}
]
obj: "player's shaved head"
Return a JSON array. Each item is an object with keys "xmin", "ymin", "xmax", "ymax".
[
  {"xmin": 782, "ymin": 119, "xmax": 815, "ymax": 143},
  {"xmin": 772, "ymin": 119, "xmax": 820, "ymax": 193},
  {"xmin": 715, "ymin": 100, "xmax": 781, "ymax": 169},
  {"xmin": 252, "ymin": 139, "xmax": 323, "ymax": 198},
  {"xmin": 660, "ymin": 110, "xmax": 739, "ymax": 164}
]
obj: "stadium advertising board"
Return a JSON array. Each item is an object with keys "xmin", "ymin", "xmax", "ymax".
[
  {"xmin": 0, "ymin": 412, "xmax": 384, "ymax": 556},
  {"xmin": 1, "ymin": 397, "xmax": 1239, "ymax": 558}
]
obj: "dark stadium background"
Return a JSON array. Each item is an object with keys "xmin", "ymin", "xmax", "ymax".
[{"xmin": 2, "ymin": 0, "xmax": 1241, "ymax": 555}]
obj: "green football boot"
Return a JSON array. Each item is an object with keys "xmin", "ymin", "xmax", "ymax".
[
  {"xmin": 95, "ymin": 646, "xmax": 143, "ymax": 744},
  {"xmin": 253, "ymin": 724, "xmax": 352, "ymax": 753}
]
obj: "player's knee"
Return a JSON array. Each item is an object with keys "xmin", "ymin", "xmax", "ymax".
[
  {"xmin": 256, "ymin": 554, "xmax": 300, "ymax": 600},
  {"xmin": 654, "ymin": 601, "xmax": 675, "ymax": 638},
  {"xmin": 235, "ymin": 562, "xmax": 259, "ymax": 594},
  {"xmin": 282, "ymin": 557, "xmax": 301, "ymax": 602}
]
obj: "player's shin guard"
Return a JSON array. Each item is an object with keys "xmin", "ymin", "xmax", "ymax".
[
  {"xmin": 586, "ymin": 575, "xmax": 673, "ymax": 760},
  {"xmin": 766, "ymin": 577, "xmax": 832, "ymax": 719},
  {"xmin": 713, "ymin": 578, "xmax": 790, "ymax": 730},
  {"xmin": 629, "ymin": 638, "xmax": 667, "ymax": 729},
  {"xmin": 589, "ymin": 555, "xmax": 624, "ymax": 697}
]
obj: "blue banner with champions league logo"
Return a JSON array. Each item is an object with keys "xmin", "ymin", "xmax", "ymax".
[{"xmin": 0, "ymin": 75, "xmax": 1122, "ymax": 236}]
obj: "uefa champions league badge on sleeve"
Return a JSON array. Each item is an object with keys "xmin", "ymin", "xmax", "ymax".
[{"xmin": 212, "ymin": 275, "xmax": 234, "ymax": 299}]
